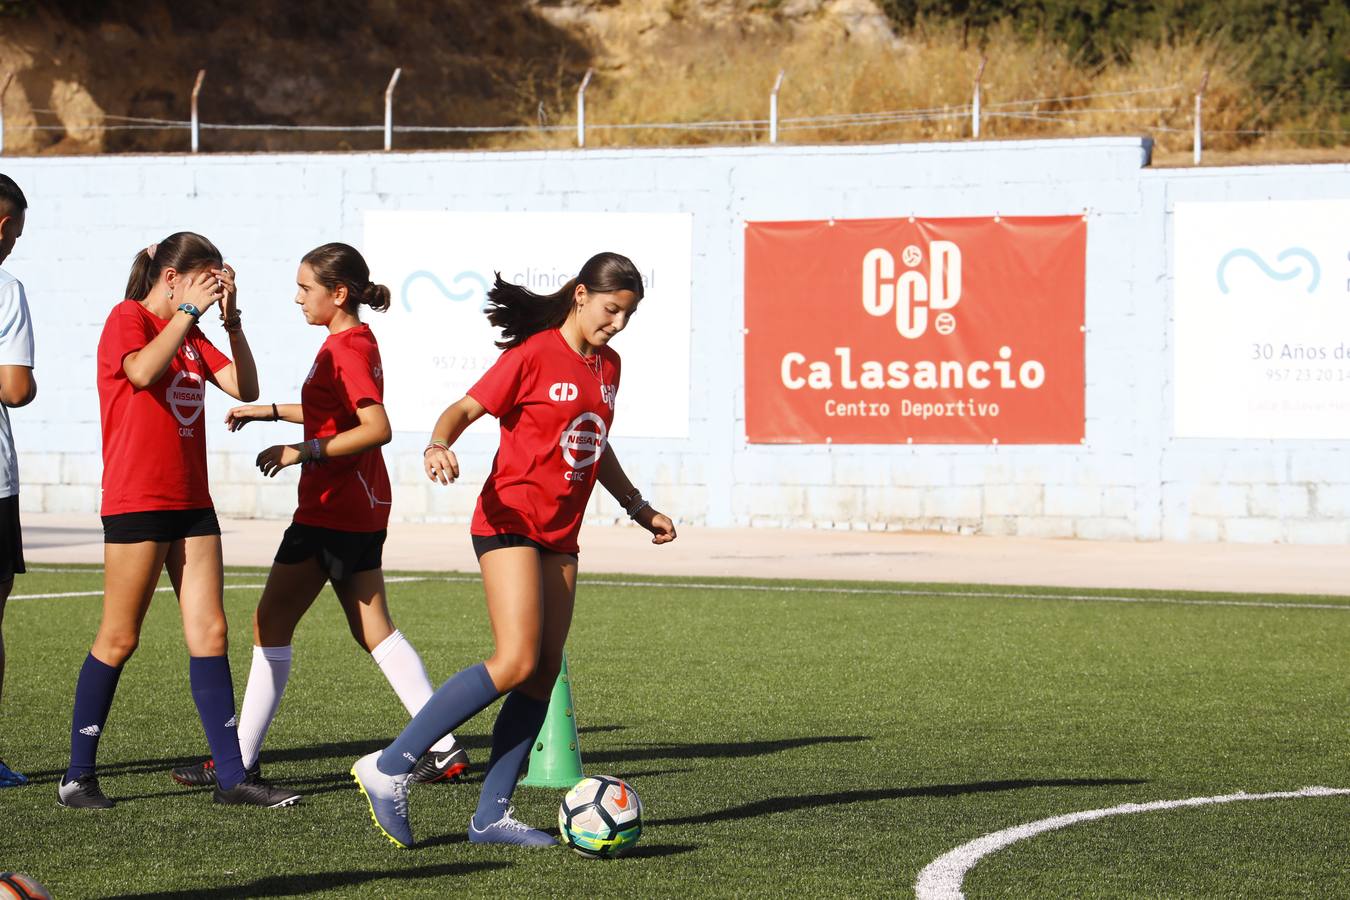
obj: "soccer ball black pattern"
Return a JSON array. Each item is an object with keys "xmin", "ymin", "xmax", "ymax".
[{"xmin": 557, "ymin": 775, "xmax": 643, "ymax": 858}]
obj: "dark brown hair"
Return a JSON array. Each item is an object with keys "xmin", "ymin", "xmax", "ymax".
[
  {"xmin": 124, "ymin": 232, "xmax": 223, "ymax": 301},
  {"xmin": 485, "ymin": 251, "xmax": 644, "ymax": 349},
  {"xmin": 301, "ymin": 242, "xmax": 391, "ymax": 313},
  {"xmin": 0, "ymin": 174, "xmax": 26, "ymax": 219}
]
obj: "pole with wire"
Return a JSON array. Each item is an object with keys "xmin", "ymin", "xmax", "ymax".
[
  {"xmin": 576, "ymin": 68, "xmax": 594, "ymax": 148},
  {"xmin": 1193, "ymin": 70, "xmax": 1209, "ymax": 166},
  {"xmin": 0, "ymin": 72, "xmax": 11, "ymax": 156},
  {"xmin": 384, "ymin": 68, "xmax": 401, "ymax": 152},
  {"xmin": 972, "ymin": 56, "xmax": 987, "ymax": 138},
  {"xmin": 769, "ymin": 69, "xmax": 785, "ymax": 144},
  {"xmin": 190, "ymin": 69, "xmax": 206, "ymax": 153}
]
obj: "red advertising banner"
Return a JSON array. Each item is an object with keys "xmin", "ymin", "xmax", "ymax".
[{"xmin": 744, "ymin": 216, "xmax": 1085, "ymax": 444}]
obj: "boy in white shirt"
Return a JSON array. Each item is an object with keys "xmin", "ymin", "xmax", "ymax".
[{"xmin": 0, "ymin": 174, "xmax": 36, "ymax": 787}]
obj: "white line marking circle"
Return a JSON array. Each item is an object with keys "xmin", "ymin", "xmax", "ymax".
[{"xmin": 915, "ymin": 785, "xmax": 1350, "ymax": 900}]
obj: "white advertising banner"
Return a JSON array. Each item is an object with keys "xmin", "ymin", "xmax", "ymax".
[
  {"xmin": 363, "ymin": 211, "xmax": 691, "ymax": 438},
  {"xmin": 1174, "ymin": 200, "xmax": 1350, "ymax": 439}
]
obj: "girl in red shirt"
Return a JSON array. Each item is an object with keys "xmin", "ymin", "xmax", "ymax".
[
  {"xmin": 353, "ymin": 251, "xmax": 675, "ymax": 848},
  {"xmin": 167, "ymin": 243, "xmax": 468, "ymax": 792},
  {"xmin": 60, "ymin": 232, "xmax": 297, "ymax": 810}
]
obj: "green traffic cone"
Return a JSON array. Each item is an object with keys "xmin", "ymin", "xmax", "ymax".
[{"xmin": 519, "ymin": 654, "xmax": 584, "ymax": 788}]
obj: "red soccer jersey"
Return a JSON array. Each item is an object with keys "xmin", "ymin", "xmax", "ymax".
[
  {"xmin": 294, "ymin": 324, "xmax": 392, "ymax": 532},
  {"xmin": 468, "ymin": 329, "xmax": 621, "ymax": 554},
  {"xmin": 97, "ymin": 300, "xmax": 231, "ymax": 516}
]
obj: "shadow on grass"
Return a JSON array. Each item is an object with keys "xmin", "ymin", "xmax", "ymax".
[
  {"xmin": 584, "ymin": 734, "xmax": 870, "ymax": 765},
  {"xmin": 619, "ymin": 843, "xmax": 698, "ymax": 860},
  {"xmin": 24, "ymin": 735, "xmax": 496, "ymax": 782},
  {"xmin": 104, "ymin": 861, "xmax": 512, "ymax": 899},
  {"xmin": 651, "ymin": 777, "xmax": 1148, "ymax": 826}
]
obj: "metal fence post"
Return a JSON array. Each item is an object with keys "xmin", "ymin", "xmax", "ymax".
[
  {"xmin": 576, "ymin": 68, "xmax": 593, "ymax": 148},
  {"xmin": 972, "ymin": 56, "xmax": 987, "ymax": 138},
  {"xmin": 0, "ymin": 72, "xmax": 11, "ymax": 156},
  {"xmin": 190, "ymin": 69, "xmax": 206, "ymax": 153},
  {"xmin": 384, "ymin": 68, "xmax": 402, "ymax": 152},
  {"xmin": 1193, "ymin": 69, "xmax": 1209, "ymax": 165},
  {"xmin": 769, "ymin": 69, "xmax": 785, "ymax": 144}
]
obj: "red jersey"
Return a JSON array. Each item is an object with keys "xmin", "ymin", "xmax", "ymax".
[
  {"xmin": 468, "ymin": 329, "xmax": 620, "ymax": 554},
  {"xmin": 97, "ymin": 300, "xmax": 231, "ymax": 516},
  {"xmin": 294, "ymin": 324, "xmax": 391, "ymax": 532}
]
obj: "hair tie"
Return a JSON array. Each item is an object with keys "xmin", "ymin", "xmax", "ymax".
[{"xmin": 146, "ymin": 242, "xmax": 159, "ymax": 260}]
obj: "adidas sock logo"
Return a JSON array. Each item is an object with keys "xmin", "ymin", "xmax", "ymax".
[
  {"xmin": 224, "ymin": 715, "xmax": 237, "ymax": 728},
  {"xmin": 79, "ymin": 724, "xmax": 101, "ymax": 737}
]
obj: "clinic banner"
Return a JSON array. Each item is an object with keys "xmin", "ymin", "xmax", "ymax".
[
  {"xmin": 744, "ymin": 216, "xmax": 1085, "ymax": 443},
  {"xmin": 1173, "ymin": 200, "xmax": 1350, "ymax": 439},
  {"xmin": 364, "ymin": 211, "xmax": 692, "ymax": 439}
]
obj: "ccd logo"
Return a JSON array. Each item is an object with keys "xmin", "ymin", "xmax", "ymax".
[
  {"xmin": 548, "ymin": 382, "xmax": 578, "ymax": 402},
  {"xmin": 862, "ymin": 241, "xmax": 962, "ymax": 339}
]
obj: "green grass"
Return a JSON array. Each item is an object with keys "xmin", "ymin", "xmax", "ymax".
[{"xmin": 1, "ymin": 565, "xmax": 1347, "ymax": 898}]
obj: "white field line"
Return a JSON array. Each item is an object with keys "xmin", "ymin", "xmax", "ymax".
[
  {"xmin": 914, "ymin": 785, "xmax": 1350, "ymax": 900},
  {"xmin": 13, "ymin": 572, "xmax": 1350, "ymax": 611},
  {"xmin": 10, "ymin": 576, "xmax": 431, "ymax": 602}
]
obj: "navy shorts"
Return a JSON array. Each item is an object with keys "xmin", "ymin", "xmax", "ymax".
[
  {"xmin": 102, "ymin": 507, "xmax": 221, "ymax": 544},
  {"xmin": 275, "ymin": 523, "xmax": 385, "ymax": 582},
  {"xmin": 0, "ymin": 495, "xmax": 25, "ymax": 582}
]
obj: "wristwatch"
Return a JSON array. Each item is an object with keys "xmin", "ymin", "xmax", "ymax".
[{"xmin": 177, "ymin": 303, "xmax": 202, "ymax": 320}]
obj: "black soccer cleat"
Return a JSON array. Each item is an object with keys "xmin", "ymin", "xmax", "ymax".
[
  {"xmin": 212, "ymin": 772, "xmax": 301, "ymax": 808},
  {"xmin": 57, "ymin": 773, "xmax": 114, "ymax": 809},
  {"xmin": 172, "ymin": 758, "xmax": 261, "ymax": 787},
  {"xmin": 410, "ymin": 744, "xmax": 470, "ymax": 784}
]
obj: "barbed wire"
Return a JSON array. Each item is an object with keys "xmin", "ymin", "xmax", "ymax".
[{"xmin": 3, "ymin": 83, "xmax": 1344, "ymax": 145}]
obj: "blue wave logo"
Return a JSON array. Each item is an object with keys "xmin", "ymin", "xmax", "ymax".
[
  {"xmin": 400, "ymin": 270, "xmax": 491, "ymax": 311},
  {"xmin": 1216, "ymin": 247, "xmax": 1320, "ymax": 294}
]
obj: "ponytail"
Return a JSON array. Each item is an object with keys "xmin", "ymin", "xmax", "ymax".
[
  {"xmin": 300, "ymin": 242, "xmax": 389, "ymax": 314},
  {"xmin": 487, "ymin": 252, "xmax": 644, "ymax": 350},
  {"xmin": 124, "ymin": 232, "xmax": 222, "ymax": 300}
]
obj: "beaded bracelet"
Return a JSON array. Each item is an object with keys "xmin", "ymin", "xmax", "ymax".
[
  {"xmin": 424, "ymin": 440, "xmax": 450, "ymax": 456},
  {"xmin": 627, "ymin": 499, "xmax": 651, "ymax": 520}
]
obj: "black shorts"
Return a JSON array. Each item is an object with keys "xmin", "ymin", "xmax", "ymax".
[
  {"xmin": 0, "ymin": 495, "xmax": 26, "ymax": 582},
  {"xmin": 102, "ymin": 507, "xmax": 221, "ymax": 544},
  {"xmin": 471, "ymin": 532, "xmax": 576, "ymax": 560},
  {"xmin": 275, "ymin": 523, "xmax": 385, "ymax": 582}
]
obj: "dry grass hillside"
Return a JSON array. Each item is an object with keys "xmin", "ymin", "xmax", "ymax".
[{"xmin": 0, "ymin": 0, "xmax": 1343, "ymax": 163}]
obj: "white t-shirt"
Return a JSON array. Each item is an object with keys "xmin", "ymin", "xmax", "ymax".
[{"xmin": 0, "ymin": 267, "xmax": 35, "ymax": 499}]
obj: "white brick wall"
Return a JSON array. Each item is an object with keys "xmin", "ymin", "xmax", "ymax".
[{"xmin": 3, "ymin": 141, "xmax": 1348, "ymax": 542}]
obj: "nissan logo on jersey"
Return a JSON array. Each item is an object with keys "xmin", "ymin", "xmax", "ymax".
[
  {"xmin": 549, "ymin": 382, "xmax": 579, "ymax": 402},
  {"xmin": 559, "ymin": 412, "xmax": 607, "ymax": 477},
  {"xmin": 168, "ymin": 370, "xmax": 205, "ymax": 436}
]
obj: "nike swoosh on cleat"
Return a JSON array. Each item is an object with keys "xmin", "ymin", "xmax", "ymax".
[{"xmin": 433, "ymin": 754, "xmax": 455, "ymax": 768}]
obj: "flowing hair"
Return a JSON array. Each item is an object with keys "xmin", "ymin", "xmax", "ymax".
[
  {"xmin": 485, "ymin": 251, "xmax": 644, "ymax": 350},
  {"xmin": 124, "ymin": 232, "xmax": 223, "ymax": 300},
  {"xmin": 301, "ymin": 242, "xmax": 391, "ymax": 313}
]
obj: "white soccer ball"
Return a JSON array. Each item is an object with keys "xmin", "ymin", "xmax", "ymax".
[{"xmin": 557, "ymin": 775, "xmax": 643, "ymax": 858}]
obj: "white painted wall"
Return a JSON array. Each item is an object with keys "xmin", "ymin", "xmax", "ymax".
[{"xmin": 2, "ymin": 139, "xmax": 1347, "ymax": 542}]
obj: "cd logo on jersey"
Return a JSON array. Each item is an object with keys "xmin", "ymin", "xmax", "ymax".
[
  {"xmin": 549, "ymin": 382, "xmax": 579, "ymax": 402},
  {"xmin": 559, "ymin": 412, "xmax": 607, "ymax": 469},
  {"xmin": 168, "ymin": 370, "xmax": 205, "ymax": 427}
]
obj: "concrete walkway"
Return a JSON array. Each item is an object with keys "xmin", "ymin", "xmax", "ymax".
[{"xmin": 21, "ymin": 512, "xmax": 1349, "ymax": 596}]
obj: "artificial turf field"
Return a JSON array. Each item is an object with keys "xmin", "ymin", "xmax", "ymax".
[{"xmin": 1, "ymin": 564, "xmax": 1347, "ymax": 899}]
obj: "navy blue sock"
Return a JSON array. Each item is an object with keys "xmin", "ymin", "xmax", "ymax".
[
  {"xmin": 189, "ymin": 655, "xmax": 246, "ymax": 790},
  {"xmin": 473, "ymin": 691, "xmax": 549, "ymax": 827},
  {"xmin": 66, "ymin": 653, "xmax": 123, "ymax": 782},
  {"xmin": 378, "ymin": 662, "xmax": 499, "ymax": 776}
]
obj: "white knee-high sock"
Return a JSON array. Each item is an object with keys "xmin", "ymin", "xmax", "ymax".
[
  {"xmin": 371, "ymin": 630, "xmax": 457, "ymax": 754},
  {"xmin": 236, "ymin": 644, "xmax": 293, "ymax": 770}
]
